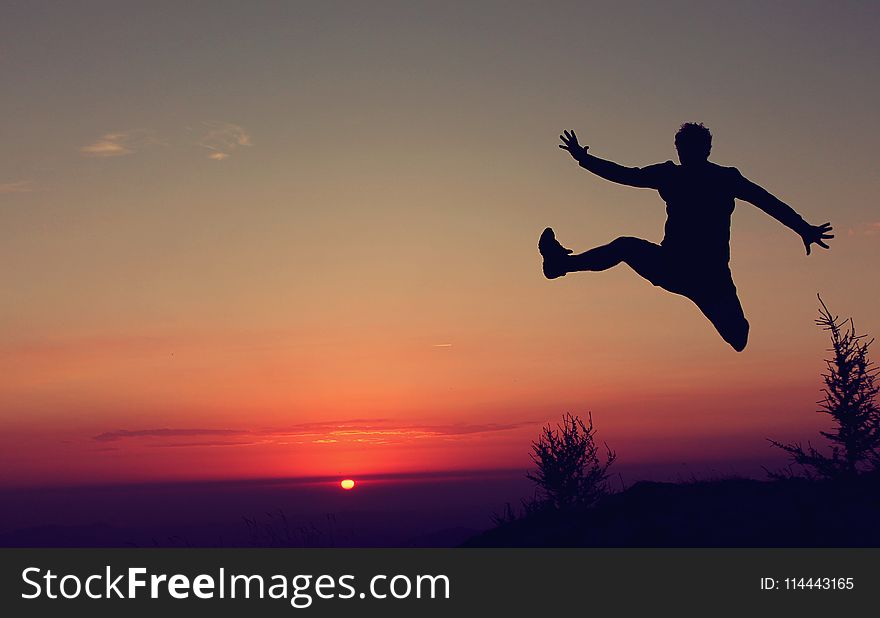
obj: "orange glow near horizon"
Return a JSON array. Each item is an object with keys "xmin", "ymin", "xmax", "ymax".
[
  {"xmin": 1, "ymin": 3, "xmax": 878, "ymax": 490},
  {"xmin": 340, "ymin": 479, "xmax": 356, "ymax": 490}
]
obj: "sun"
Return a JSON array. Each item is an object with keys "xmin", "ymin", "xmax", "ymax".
[{"xmin": 340, "ymin": 479, "xmax": 356, "ymax": 490}]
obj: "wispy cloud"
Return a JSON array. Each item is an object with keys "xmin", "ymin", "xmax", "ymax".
[
  {"xmin": 848, "ymin": 222, "xmax": 880, "ymax": 237},
  {"xmin": 92, "ymin": 419, "xmax": 537, "ymax": 448},
  {"xmin": 79, "ymin": 123, "xmax": 251, "ymax": 161},
  {"xmin": 0, "ymin": 179, "xmax": 37, "ymax": 194},
  {"xmin": 79, "ymin": 129, "xmax": 160, "ymax": 157},
  {"xmin": 197, "ymin": 121, "xmax": 252, "ymax": 161}
]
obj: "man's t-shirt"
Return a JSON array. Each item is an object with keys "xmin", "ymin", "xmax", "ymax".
[
  {"xmin": 631, "ymin": 160, "xmax": 808, "ymax": 268},
  {"xmin": 638, "ymin": 161, "xmax": 739, "ymax": 265}
]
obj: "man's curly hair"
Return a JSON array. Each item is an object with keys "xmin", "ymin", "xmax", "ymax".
[{"xmin": 674, "ymin": 122, "xmax": 712, "ymax": 160}]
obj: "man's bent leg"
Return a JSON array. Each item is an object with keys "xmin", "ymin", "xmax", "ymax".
[{"xmin": 691, "ymin": 289, "xmax": 750, "ymax": 352}]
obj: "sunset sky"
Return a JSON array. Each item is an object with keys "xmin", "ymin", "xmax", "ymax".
[{"xmin": 2, "ymin": 1, "xmax": 879, "ymax": 487}]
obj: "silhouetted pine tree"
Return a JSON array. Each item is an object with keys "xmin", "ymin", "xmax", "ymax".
[
  {"xmin": 770, "ymin": 297, "xmax": 880, "ymax": 478},
  {"xmin": 527, "ymin": 412, "xmax": 616, "ymax": 510}
]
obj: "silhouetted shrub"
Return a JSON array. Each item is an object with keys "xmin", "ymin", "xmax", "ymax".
[
  {"xmin": 490, "ymin": 502, "xmax": 518, "ymax": 527},
  {"xmin": 770, "ymin": 297, "xmax": 880, "ymax": 478},
  {"xmin": 527, "ymin": 412, "xmax": 616, "ymax": 510}
]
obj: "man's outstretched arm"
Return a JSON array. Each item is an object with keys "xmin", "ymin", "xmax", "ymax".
[
  {"xmin": 734, "ymin": 170, "xmax": 834, "ymax": 255},
  {"xmin": 559, "ymin": 129, "xmax": 664, "ymax": 189}
]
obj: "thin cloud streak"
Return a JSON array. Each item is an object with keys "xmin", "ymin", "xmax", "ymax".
[
  {"xmin": 94, "ymin": 428, "xmax": 242, "ymax": 442},
  {"xmin": 0, "ymin": 180, "xmax": 37, "ymax": 194},
  {"xmin": 149, "ymin": 440, "xmax": 263, "ymax": 448},
  {"xmin": 847, "ymin": 222, "xmax": 880, "ymax": 237},
  {"xmin": 93, "ymin": 419, "xmax": 539, "ymax": 448}
]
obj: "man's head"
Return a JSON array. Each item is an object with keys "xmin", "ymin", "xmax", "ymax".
[{"xmin": 675, "ymin": 122, "xmax": 712, "ymax": 165}]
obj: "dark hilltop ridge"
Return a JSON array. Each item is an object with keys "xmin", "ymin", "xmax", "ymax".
[{"xmin": 464, "ymin": 472, "xmax": 880, "ymax": 547}]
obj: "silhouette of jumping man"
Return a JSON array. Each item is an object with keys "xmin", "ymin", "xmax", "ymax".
[{"xmin": 540, "ymin": 123, "xmax": 834, "ymax": 351}]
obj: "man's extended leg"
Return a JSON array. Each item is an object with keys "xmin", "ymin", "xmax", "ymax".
[
  {"xmin": 539, "ymin": 229, "xmax": 750, "ymax": 351},
  {"xmin": 539, "ymin": 229, "xmax": 665, "ymax": 282}
]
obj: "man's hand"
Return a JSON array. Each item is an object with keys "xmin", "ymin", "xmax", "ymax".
[
  {"xmin": 559, "ymin": 129, "xmax": 589, "ymax": 162},
  {"xmin": 801, "ymin": 222, "xmax": 834, "ymax": 255}
]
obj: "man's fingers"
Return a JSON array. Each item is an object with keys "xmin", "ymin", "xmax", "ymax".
[
  {"xmin": 821, "ymin": 233, "xmax": 835, "ymax": 239},
  {"xmin": 559, "ymin": 130, "xmax": 586, "ymax": 156},
  {"xmin": 818, "ymin": 240, "xmax": 830, "ymax": 249}
]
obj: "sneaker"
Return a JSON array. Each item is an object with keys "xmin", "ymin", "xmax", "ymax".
[{"xmin": 538, "ymin": 227, "xmax": 572, "ymax": 279}]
